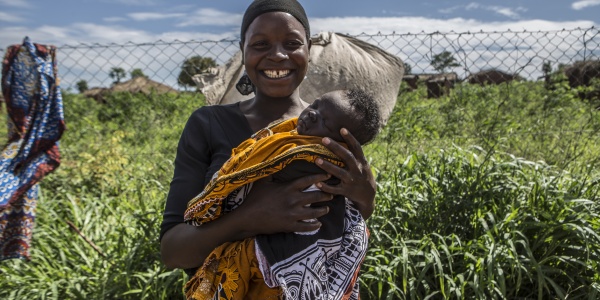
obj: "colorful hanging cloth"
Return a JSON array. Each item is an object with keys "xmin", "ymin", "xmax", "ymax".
[
  {"xmin": 0, "ymin": 37, "xmax": 65, "ymax": 260},
  {"xmin": 184, "ymin": 118, "xmax": 368, "ymax": 300}
]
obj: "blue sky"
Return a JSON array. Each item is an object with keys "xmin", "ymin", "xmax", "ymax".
[{"xmin": 1, "ymin": 0, "xmax": 599, "ymax": 49}]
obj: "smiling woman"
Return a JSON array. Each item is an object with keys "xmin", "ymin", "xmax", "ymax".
[
  {"xmin": 183, "ymin": 88, "xmax": 380, "ymax": 300},
  {"xmin": 241, "ymin": 12, "xmax": 310, "ymax": 103},
  {"xmin": 159, "ymin": 0, "xmax": 379, "ymax": 299}
]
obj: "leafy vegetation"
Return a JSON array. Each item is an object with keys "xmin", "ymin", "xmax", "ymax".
[
  {"xmin": 130, "ymin": 68, "xmax": 147, "ymax": 79},
  {"xmin": 76, "ymin": 80, "xmax": 88, "ymax": 93},
  {"xmin": 430, "ymin": 51, "xmax": 461, "ymax": 73},
  {"xmin": 108, "ymin": 67, "xmax": 126, "ymax": 84},
  {"xmin": 1, "ymin": 81, "xmax": 599, "ymax": 299},
  {"xmin": 177, "ymin": 56, "xmax": 218, "ymax": 88}
]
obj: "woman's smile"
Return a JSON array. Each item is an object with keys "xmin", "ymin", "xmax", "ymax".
[{"xmin": 263, "ymin": 69, "xmax": 291, "ymax": 79}]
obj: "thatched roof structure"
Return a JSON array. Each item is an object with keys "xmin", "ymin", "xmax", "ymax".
[{"xmin": 83, "ymin": 77, "xmax": 178, "ymax": 102}]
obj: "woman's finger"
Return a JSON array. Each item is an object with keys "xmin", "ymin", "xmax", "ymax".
[
  {"xmin": 322, "ymin": 137, "xmax": 357, "ymax": 168},
  {"xmin": 292, "ymin": 220, "xmax": 323, "ymax": 232},
  {"xmin": 315, "ymin": 180, "xmax": 344, "ymax": 195},
  {"xmin": 340, "ymin": 128, "xmax": 368, "ymax": 165},
  {"xmin": 316, "ymin": 158, "xmax": 352, "ymax": 182},
  {"xmin": 290, "ymin": 172, "xmax": 332, "ymax": 191}
]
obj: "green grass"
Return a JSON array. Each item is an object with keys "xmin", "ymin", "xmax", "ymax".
[
  {"xmin": 361, "ymin": 147, "xmax": 600, "ymax": 299},
  {"xmin": 1, "ymin": 81, "xmax": 599, "ymax": 299}
]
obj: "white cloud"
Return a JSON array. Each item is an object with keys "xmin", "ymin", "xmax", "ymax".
[
  {"xmin": 72, "ymin": 23, "xmax": 155, "ymax": 44},
  {"xmin": 103, "ymin": 0, "xmax": 160, "ymax": 6},
  {"xmin": 0, "ymin": 11, "xmax": 24, "ymax": 22},
  {"xmin": 177, "ymin": 8, "xmax": 242, "ymax": 27},
  {"xmin": 572, "ymin": 0, "xmax": 600, "ymax": 10},
  {"xmin": 1, "ymin": 16, "xmax": 596, "ymax": 49},
  {"xmin": 0, "ymin": 27, "xmax": 31, "ymax": 46},
  {"xmin": 492, "ymin": 7, "xmax": 521, "ymax": 19},
  {"xmin": 3, "ymin": 16, "xmax": 595, "ymax": 49},
  {"xmin": 439, "ymin": 6, "xmax": 462, "ymax": 14},
  {"xmin": 310, "ymin": 16, "xmax": 593, "ymax": 36},
  {"xmin": 465, "ymin": 3, "xmax": 527, "ymax": 19},
  {"xmin": 128, "ymin": 12, "xmax": 185, "ymax": 21},
  {"xmin": 465, "ymin": 3, "xmax": 480, "ymax": 10},
  {"xmin": 104, "ymin": 17, "xmax": 128, "ymax": 23},
  {"xmin": 381, "ymin": 10, "xmax": 409, "ymax": 16},
  {"xmin": 0, "ymin": 0, "xmax": 31, "ymax": 8},
  {"xmin": 0, "ymin": 25, "xmax": 76, "ymax": 49}
]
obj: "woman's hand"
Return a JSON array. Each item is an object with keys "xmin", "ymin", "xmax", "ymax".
[
  {"xmin": 235, "ymin": 173, "xmax": 334, "ymax": 236},
  {"xmin": 315, "ymin": 128, "xmax": 376, "ymax": 219},
  {"xmin": 161, "ymin": 173, "xmax": 333, "ymax": 269}
]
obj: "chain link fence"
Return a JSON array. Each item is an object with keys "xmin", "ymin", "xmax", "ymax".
[
  {"xmin": 2, "ymin": 27, "xmax": 598, "ymax": 92},
  {"xmin": 1, "ymin": 27, "xmax": 599, "ymax": 168}
]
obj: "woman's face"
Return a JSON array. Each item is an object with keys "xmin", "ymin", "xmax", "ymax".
[{"xmin": 242, "ymin": 12, "xmax": 310, "ymax": 98}]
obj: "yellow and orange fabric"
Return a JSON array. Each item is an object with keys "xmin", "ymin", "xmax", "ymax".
[{"xmin": 183, "ymin": 118, "xmax": 368, "ymax": 300}]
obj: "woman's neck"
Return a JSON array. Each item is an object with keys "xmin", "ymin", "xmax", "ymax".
[{"xmin": 240, "ymin": 91, "xmax": 309, "ymax": 132}]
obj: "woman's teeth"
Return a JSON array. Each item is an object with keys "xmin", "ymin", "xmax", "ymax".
[{"xmin": 264, "ymin": 70, "xmax": 290, "ymax": 78}]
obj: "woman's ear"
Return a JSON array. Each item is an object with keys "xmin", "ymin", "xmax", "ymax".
[
  {"xmin": 239, "ymin": 41, "xmax": 244, "ymax": 64},
  {"xmin": 307, "ymin": 39, "xmax": 312, "ymax": 63}
]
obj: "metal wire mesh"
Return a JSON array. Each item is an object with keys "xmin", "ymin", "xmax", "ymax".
[
  {"xmin": 1, "ymin": 27, "xmax": 599, "ymax": 166},
  {"xmin": 1, "ymin": 27, "xmax": 597, "ymax": 91}
]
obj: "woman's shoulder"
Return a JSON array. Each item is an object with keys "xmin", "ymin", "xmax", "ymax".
[
  {"xmin": 188, "ymin": 102, "xmax": 243, "ymax": 123},
  {"xmin": 187, "ymin": 102, "xmax": 249, "ymax": 134},
  {"xmin": 193, "ymin": 102, "xmax": 241, "ymax": 116}
]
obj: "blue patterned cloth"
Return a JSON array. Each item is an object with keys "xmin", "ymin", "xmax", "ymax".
[{"xmin": 0, "ymin": 37, "xmax": 65, "ymax": 260}]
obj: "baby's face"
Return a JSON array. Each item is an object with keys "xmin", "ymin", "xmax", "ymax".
[{"xmin": 297, "ymin": 90, "xmax": 357, "ymax": 142}]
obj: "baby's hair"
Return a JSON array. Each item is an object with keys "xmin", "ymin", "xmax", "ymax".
[{"xmin": 345, "ymin": 89, "xmax": 380, "ymax": 145}]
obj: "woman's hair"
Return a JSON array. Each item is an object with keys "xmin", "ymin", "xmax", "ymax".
[
  {"xmin": 346, "ymin": 89, "xmax": 381, "ymax": 145},
  {"xmin": 240, "ymin": 0, "xmax": 310, "ymax": 44}
]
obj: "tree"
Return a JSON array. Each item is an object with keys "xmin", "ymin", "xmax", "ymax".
[
  {"xmin": 109, "ymin": 67, "xmax": 126, "ymax": 84},
  {"xmin": 542, "ymin": 61, "xmax": 553, "ymax": 76},
  {"xmin": 76, "ymin": 80, "xmax": 88, "ymax": 93},
  {"xmin": 430, "ymin": 51, "xmax": 461, "ymax": 73},
  {"xmin": 178, "ymin": 56, "xmax": 217, "ymax": 88},
  {"xmin": 130, "ymin": 68, "xmax": 147, "ymax": 78},
  {"xmin": 403, "ymin": 62, "xmax": 412, "ymax": 75}
]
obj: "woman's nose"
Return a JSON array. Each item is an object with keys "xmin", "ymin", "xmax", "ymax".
[{"xmin": 267, "ymin": 45, "xmax": 289, "ymax": 61}]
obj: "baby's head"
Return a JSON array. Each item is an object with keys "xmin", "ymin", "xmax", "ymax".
[{"xmin": 297, "ymin": 89, "xmax": 380, "ymax": 145}]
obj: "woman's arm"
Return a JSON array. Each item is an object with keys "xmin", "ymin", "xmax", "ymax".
[
  {"xmin": 314, "ymin": 128, "xmax": 377, "ymax": 219},
  {"xmin": 160, "ymin": 107, "xmax": 337, "ymax": 270},
  {"xmin": 160, "ymin": 212, "xmax": 251, "ymax": 269},
  {"xmin": 161, "ymin": 107, "xmax": 248, "ymax": 269},
  {"xmin": 161, "ymin": 172, "xmax": 334, "ymax": 269}
]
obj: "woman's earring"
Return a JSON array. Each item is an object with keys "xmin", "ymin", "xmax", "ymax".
[{"xmin": 236, "ymin": 71, "xmax": 254, "ymax": 95}]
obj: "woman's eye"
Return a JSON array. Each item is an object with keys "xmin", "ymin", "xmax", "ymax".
[
  {"xmin": 286, "ymin": 40, "xmax": 304, "ymax": 49},
  {"xmin": 251, "ymin": 41, "xmax": 268, "ymax": 48}
]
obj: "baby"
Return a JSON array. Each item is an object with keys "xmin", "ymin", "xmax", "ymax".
[
  {"xmin": 184, "ymin": 89, "xmax": 380, "ymax": 300},
  {"xmin": 296, "ymin": 89, "xmax": 379, "ymax": 144}
]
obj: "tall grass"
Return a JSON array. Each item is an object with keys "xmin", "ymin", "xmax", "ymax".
[
  {"xmin": 1, "ymin": 82, "xmax": 599, "ymax": 299},
  {"xmin": 1, "ymin": 91, "xmax": 200, "ymax": 299},
  {"xmin": 361, "ymin": 147, "xmax": 600, "ymax": 299}
]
